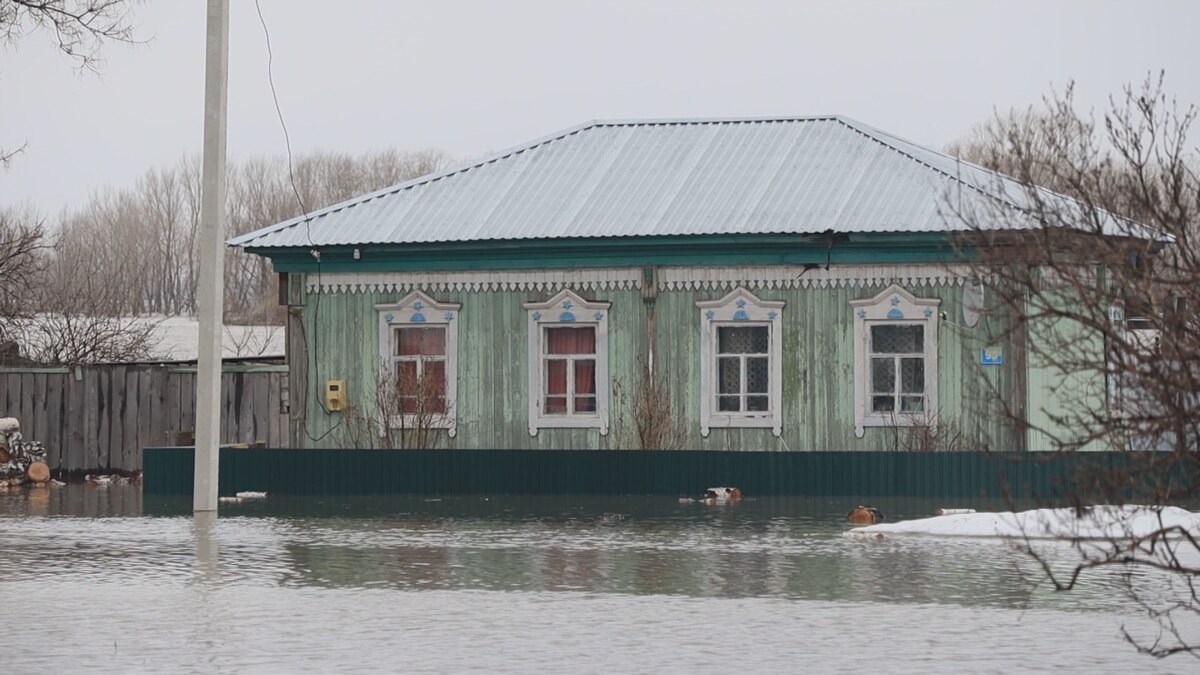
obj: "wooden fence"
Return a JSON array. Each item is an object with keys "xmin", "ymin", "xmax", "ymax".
[{"xmin": 0, "ymin": 363, "xmax": 289, "ymax": 474}]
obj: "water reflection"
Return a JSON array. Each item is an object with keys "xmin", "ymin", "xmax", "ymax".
[
  {"xmin": 0, "ymin": 485, "xmax": 1161, "ymax": 613},
  {"xmin": 2, "ymin": 486, "xmax": 1196, "ymax": 672},
  {"xmin": 0, "ymin": 482, "xmax": 143, "ymax": 516}
]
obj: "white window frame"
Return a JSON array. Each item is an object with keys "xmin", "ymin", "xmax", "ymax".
[
  {"xmin": 375, "ymin": 291, "xmax": 461, "ymax": 437},
  {"xmin": 525, "ymin": 289, "xmax": 611, "ymax": 436},
  {"xmin": 850, "ymin": 284, "xmax": 939, "ymax": 438},
  {"xmin": 696, "ymin": 288, "xmax": 784, "ymax": 437}
]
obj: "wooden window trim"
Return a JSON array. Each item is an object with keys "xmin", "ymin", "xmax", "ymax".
[{"xmin": 850, "ymin": 285, "xmax": 940, "ymax": 438}]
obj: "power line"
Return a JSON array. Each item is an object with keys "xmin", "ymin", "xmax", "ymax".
[{"xmin": 253, "ymin": 0, "xmax": 340, "ymax": 443}]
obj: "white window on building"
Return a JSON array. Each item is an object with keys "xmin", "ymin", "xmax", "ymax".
[
  {"xmin": 850, "ymin": 285, "xmax": 940, "ymax": 438},
  {"xmin": 524, "ymin": 289, "xmax": 611, "ymax": 436},
  {"xmin": 696, "ymin": 288, "xmax": 784, "ymax": 437},
  {"xmin": 375, "ymin": 291, "xmax": 461, "ymax": 436}
]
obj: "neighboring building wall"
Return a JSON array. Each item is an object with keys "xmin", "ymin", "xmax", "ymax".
[
  {"xmin": 1025, "ymin": 312, "xmax": 1112, "ymax": 452},
  {"xmin": 289, "ymin": 266, "xmax": 1019, "ymax": 451}
]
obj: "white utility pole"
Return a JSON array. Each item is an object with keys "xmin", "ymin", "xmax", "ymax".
[{"xmin": 193, "ymin": 0, "xmax": 229, "ymax": 512}]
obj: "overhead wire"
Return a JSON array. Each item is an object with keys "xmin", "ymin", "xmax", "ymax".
[{"xmin": 253, "ymin": 0, "xmax": 341, "ymax": 442}]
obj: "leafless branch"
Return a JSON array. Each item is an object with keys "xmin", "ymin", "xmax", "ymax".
[{"xmin": 948, "ymin": 72, "xmax": 1200, "ymax": 656}]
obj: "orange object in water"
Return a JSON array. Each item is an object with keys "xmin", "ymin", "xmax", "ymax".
[{"xmin": 846, "ymin": 505, "xmax": 884, "ymax": 524}]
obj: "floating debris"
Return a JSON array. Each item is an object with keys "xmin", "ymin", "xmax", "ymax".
[
  {"xmin": 679, "ymin": 487, "xmax": 744, "ymax": 504},
  {"xmin": 217, "ymin": 496, "xmax": 243, "ymax": 504},
  {"xmin": 703, "ymin": 487, "xmax": 742, "ymax": 504},
  {"xmin": 84, "ymin": 474, "xmax": 136, "ymax": 487},
  {"xmin": 846, "ymin": 505, "xmax": 885, "ymax": 524},
  {"xmin": 935, "ymin": 508, "xmax": 976, "ymax": 516},
  {"xmin": 235, "ymin": 491, "xmax": 268, "ymax": 499}
]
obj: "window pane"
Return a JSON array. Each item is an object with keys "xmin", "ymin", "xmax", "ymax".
[
  {"xmin": 718, "ymin": 326, "xmax": 768, "ymax": 354},
  {"xmin": 901, "ymin": 395, "xmax": 924, "ymax": 412},
  {"xmin": 870, "ymin": 358, "xmax": 894, "ymax": 394},
  {"xmin": 397, "ymin": 327, "xmax": 446, "ymax": 356},
  {"xmin": 424, "ymin": 360, "xmax": 447, "ymax": 399},
  {"xmin": 717, "ymin": 395, "xmax": 740, "ymax": 412},
  {"xmin": 545, "ymin": 396, "xmax": 567, "ymax": 414},
  {"xmin": 422, "ymin": 396, "xmax": 447, "ymax": 414},
  {"xmin": 545, "ymin": 327, "xmax": 596, "ymax": 355},
  {"xmin": 574, "ymin": 396, "xmax": 597, "ymax": 413},
  {"xmin": 718, "ymin": 357, "xmax": 740, "ymax": 394},
  {"xmin": 396, "ymin": 360, "xmax": 418, "ymax": 396},
  {"xmin": 900, "ymin": 357, "xmax": 924, "ymax": 393},
  {"xmin": 871, "ymin": 324, "xmax": 923, "ymax": 354},
  {"xmin": 400, "ymin": 397, "xmax": 418, "ymax": 414},
  {"xmin": 545, "ymin": 359, "xmax": 567, "ymax": 395},
  {"xmin": 871, "ymin": 395, "xmax": 895, "ymax": 412},
  {"xmin": 746, "ymin": 357, "xmax": 769, "ymax": 394},
  {"xmin": 746, "ymin": 395, "xmax": 769, "ymax": 412},
  {"xmin": 574, "ymin": 359, "xmax": 596, "ymax": 396}
]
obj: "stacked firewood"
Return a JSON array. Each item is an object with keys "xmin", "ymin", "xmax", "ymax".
[{"xmin": 0, "ymin": 418, "xmax": 51, "ymax": 487}]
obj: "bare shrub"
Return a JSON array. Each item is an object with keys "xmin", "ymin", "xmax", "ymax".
[
  {"xmin": 882, "ymin": 414, "xmax": 967, "ymax": 452},
  {"xmin": 342, "ymin": 360, "xmax": 450, "ymax": 450},
  {"xmin": 612, "ymin": 361, "xmax": 687, "ymax": 450}
]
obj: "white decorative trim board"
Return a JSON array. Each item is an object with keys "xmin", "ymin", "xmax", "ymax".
[
  {"xmin": 307, "ymin": 269, "xmax": 643, "ymax": 294},
  {"xmin": 658, "ymin": 265, "xmax": 981, "ymax": 291},
  {"xmin": 307, "ymin": 264, "xmax": 980, "ymax": 295}
]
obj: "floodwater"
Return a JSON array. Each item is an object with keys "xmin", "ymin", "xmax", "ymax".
[{"xmin": 1, "ymin": 487, "xmax": 1197, "ymax": 674}]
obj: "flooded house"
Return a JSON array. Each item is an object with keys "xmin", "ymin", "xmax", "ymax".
[{"xmin": 229, "ymin": 116, "xmax": 1110, "ymax": 452}]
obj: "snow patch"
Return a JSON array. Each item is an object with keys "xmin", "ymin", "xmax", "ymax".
[
  {"xmin": 149, "ymin": 316, "xmax": 283, "ymax": 361},
  {"xmin": 845, "ymin": 505, "xmax": 1200, "ymax": 540}
]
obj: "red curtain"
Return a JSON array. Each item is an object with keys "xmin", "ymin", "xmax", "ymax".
[
  {"xmin": 545, "ymin": 327, "xmax": 595, "ymax": 354},
  {"xmin": 574, "ymin": 359, "xmax": 595, "ymax": 396},
  {"xmin": 546, "ymin": 359, "xmax": 567, "ymax": 395},
  {"xmin": 397, "ymin": 327, "xmax": 446, "ymax": 356}
]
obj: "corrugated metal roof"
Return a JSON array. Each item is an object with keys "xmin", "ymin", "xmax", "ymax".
[{"xmin": 227, "ymin": 115, "xmax": 1123, "ymax": 249}]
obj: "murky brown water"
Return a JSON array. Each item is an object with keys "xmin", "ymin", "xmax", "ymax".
[{"xmin": 1, "ymin": 486, "xmax": 1195, "ymax": 673}]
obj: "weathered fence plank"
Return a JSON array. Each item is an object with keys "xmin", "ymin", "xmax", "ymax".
[
  {"xmin": 179, "ymin": 372, "xmax": 196, "ymax": 443},
  {"xmin": 44, "ymin": 374, "xmax": 63, "ymax": 470},
  {"xmin": 97, "ymin": 368, "xmax": 113, "ymax": 471},
  {"xmin": 0, "ymin": 364, "xmax": 287, "ymax": 473}
]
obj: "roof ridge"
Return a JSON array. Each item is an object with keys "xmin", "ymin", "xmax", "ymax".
[
  {"xmin": 590, "ymin": 115, "xmax": 841, "ymax": 126},
  {"xmin": 831, "ymin": 116, "xmax": 1031, "ymax": 217}
]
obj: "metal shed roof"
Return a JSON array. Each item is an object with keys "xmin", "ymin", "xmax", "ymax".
[{"xmin": 228, "ymin": 116, "xmax": 1119, "ymax": 249}]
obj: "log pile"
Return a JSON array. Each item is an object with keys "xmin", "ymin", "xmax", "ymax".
[{"xmin": 0, "ymin": 417, "xmax": 53, "ymax": 488}]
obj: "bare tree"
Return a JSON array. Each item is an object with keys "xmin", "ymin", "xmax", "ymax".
[
  {"xmin": 0, "ymin": 0, "xmax": 136, "ymax": 69},
  {"xmin": 0, "ymin": 205, "xmax": 50, "ymax": 323},
  {"xmin": 947, "ymin": 73, "xmax": 1200, "ymax": 657},
  {"xmin": 0, "ymin": 0, "xmax": 139, "ymax": 165},
  {"xmin": 48, "ymin": 149, "xmax": 450, "ymax": 321}
]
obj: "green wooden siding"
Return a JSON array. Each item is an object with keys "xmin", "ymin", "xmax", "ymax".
[
  {"xmin": 1025, "ymin": 308, "xmax": 1111, "ymax": 452},
  {"xmin": 295, "ymin": 273, "xmax": 1020, "ymax": 451}
]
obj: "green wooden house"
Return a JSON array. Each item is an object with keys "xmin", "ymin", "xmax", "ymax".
[{"xmin": 230, "ymin": 116, "xmax": 1101, "ymax": 452}]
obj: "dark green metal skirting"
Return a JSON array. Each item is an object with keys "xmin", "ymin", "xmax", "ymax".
[{"xmin": 143, "ymin": 448, "xmax": 1185, "ymax": 500}]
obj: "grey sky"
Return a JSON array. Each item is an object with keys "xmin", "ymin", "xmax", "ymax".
[{"xmin": 2, "ymin": 0, "xmax": 1197, "ymax": 216}]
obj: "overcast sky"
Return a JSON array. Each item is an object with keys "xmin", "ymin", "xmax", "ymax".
[{"xmin": 1, "ymin": 0, "xmax": 1197, "ymax": 215}]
